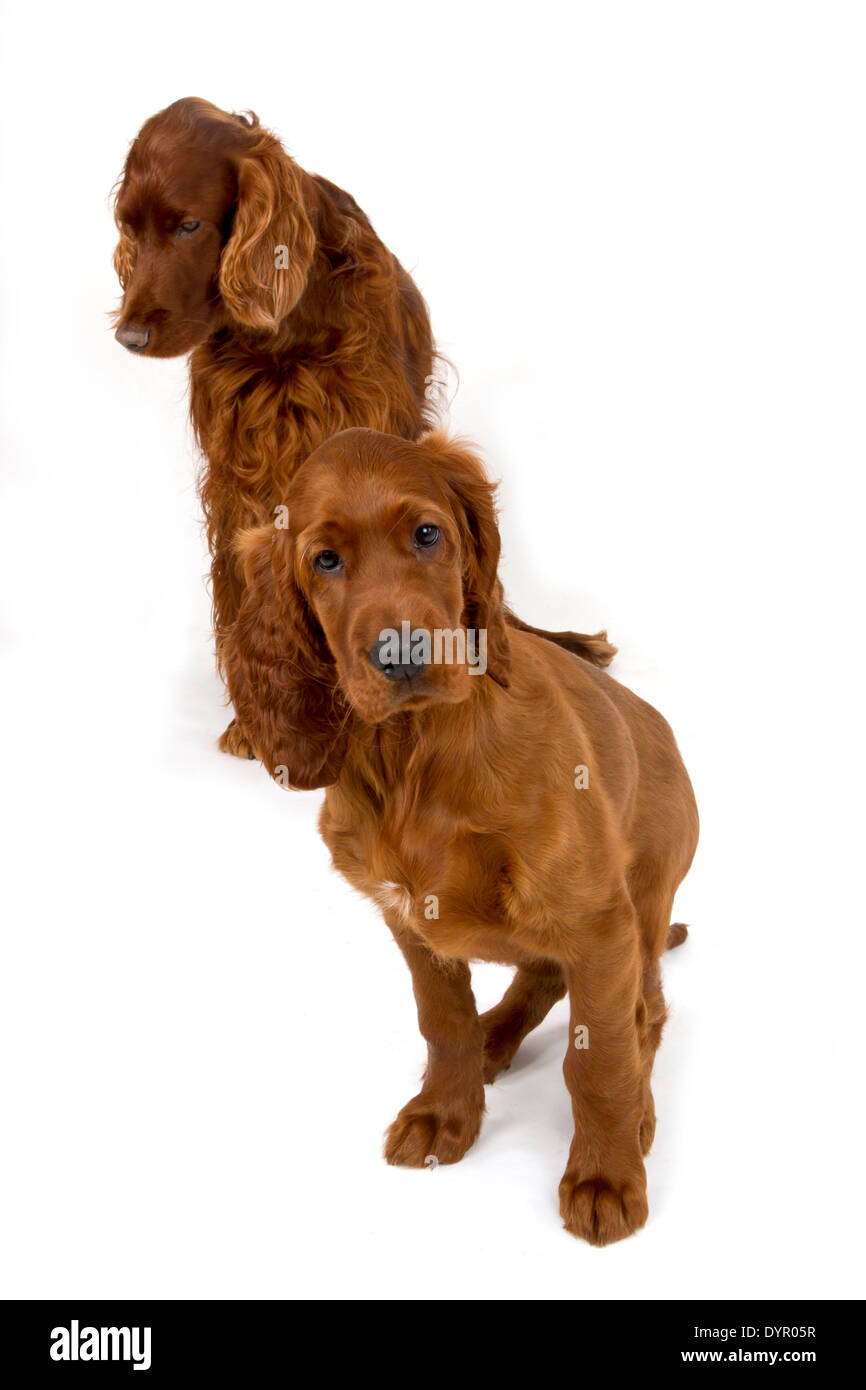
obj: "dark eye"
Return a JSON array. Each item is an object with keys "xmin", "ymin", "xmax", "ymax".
[
  {"xmin": 314, "ymin": 549, "xmax": 343, "ymax": 573},
  {"xmin": 413, "ymin": 524, "xmax": 440, "ymax": 549},
  {"xmin": 177, "ymin": 220, "xmax": 201, "ymax": 236}
]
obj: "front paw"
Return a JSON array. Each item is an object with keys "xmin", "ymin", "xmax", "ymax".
[
  {"xmin": 559, "ymin": 1171, "xmax": 648, "ymax": 1246},
  {"xmin": 218, "ymin": 718, "xmax": 257, "ymax": 760},
  {"xmin": 384, "ymin": 1092, "xmax": 484, "ymax": 1167}
]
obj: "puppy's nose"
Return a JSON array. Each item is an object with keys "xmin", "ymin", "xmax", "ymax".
[
  {"xmin": 369, "ymin": 634, "xmax": 427, "ymax": 683},
  {"xmin": 115, "ymin": 323, "xmax": 151, "ymax": 353}
]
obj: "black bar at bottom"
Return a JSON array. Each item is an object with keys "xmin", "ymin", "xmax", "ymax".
[{"xmin": 0, "ymin": 1299, "xmax": 855, "ymax": 1377}]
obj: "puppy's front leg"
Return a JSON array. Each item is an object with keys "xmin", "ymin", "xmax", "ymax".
[
  {"xmin": 559, "ymin": 892, "xmax": 648, "ymax": 1246},
  {"xmin": 384, "ymin": 920, "xmax": 485, "ymax": 1167}
]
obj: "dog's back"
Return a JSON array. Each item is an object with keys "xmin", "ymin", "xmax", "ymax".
[{"xmin": 518, "ymin": 629, "xmax": 700, "ymax": 942}]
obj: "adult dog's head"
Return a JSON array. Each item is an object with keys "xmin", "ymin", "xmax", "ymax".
[
  {"xmin": 221, "ymin": 429, "xmax": 512, "ymax": 788},
  {"xmin": 112, "ymin": 97, "xmax": 315, "ymax": 356}
]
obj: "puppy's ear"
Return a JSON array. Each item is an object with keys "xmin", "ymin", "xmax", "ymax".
[
  {"xmin": 219, "ymin": 525, "xmax": 350, "ymax": 788},
  {"xmin": 418, "ymin": 431, "xmax": 512, "ymax": 688},
  {"xmin": 219, "ymin": 132, "xmax": 316, "ymax": 330}
]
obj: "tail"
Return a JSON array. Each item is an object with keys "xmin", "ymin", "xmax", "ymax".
[
  {"xmin": 666, "ymin": 923, "xmax": 689, "ymax": 950},
  {"xmin": 505, "ymin": 610, "xmax": 617, "ymax": 669}
]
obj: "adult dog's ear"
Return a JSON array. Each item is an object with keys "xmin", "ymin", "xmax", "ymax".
[
  {"xmin": 219, "ymin": 525, "xmax": 350, "ymax": 788},
  {"xmin": 219, "ymin": 128, "xmax": 316, "ymax": 330},
  {"xmin": 418, "ymin": 430, "xmax": 512, "ymax": 687},
  {"xmin": 112, "ymin": 220, "xmax": 136, "ymax": 291},
  {"xmin": 110, "ymin": 162, "xmax": 136, "ymax": 293}
]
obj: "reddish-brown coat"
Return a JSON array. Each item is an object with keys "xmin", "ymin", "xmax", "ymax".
[
  {"xmin": 221, "ymin": 428, "xmax": 699, "ymax": 1245},
  {"xmin": 112, "ymin": 99, "xmax": 616, "ymax": 756}
]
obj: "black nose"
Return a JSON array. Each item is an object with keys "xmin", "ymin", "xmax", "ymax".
[
  {"xmin": 115, "ymin": 323, "xmax": 151, "ymax": 353},
  {"xmin": 369, "ymin": 633, "xmax": 427, "ymax": 683}
]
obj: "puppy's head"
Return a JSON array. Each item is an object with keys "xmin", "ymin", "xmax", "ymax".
[
  {"xmin": 112, "ymin": 97, "xmax": 314, "ymax": 357},
  {"xmin": 221, "ymin": 428, "xmax": 511, "ymax": 787}
]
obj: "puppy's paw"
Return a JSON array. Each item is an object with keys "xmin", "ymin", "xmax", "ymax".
[
  {"xmin": 218, "ymin": 719, "xmax": 257, "ymax": 760},
  {"xmin": 481, "ymin": 1026, "xmax": 520, "ymax": 1084},
  {"xmin": 559, "ymin": 1172, "xmax": 648, "ymax": 1246},
  {"xmin": 384, "ymin": 1093, "xmax": 484, "ymax": 1167}
]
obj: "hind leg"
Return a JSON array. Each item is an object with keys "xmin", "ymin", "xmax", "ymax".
[
  {"xmin": 480, "ymin": 958, "xmax": 566, "ymax": 1083},
  {"xmin": 636, "ymin": 960, "xmax": 667, "ymax": 1154},
  {"xmin": 628, "ymin": 871, "xmax": 679, "ymax": 1156}
]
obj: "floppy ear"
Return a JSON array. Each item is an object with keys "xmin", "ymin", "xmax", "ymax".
[
  {"xmin": 219, "ymin": 130, "xmax": 316, "ymax": 330},
  {"xmin": 112, "ymin": 221, "xmax": 136, "ymax": 291},
  {"xmin": 418, "ymin": 431, "xmax": 512, "ymax": 687},
  {"xmin": 111, "ymin": 167, "xmax": 136, "ymax": 291},
  {"xmin": 219, "ymin": 525, "xmax": 351, "ymax": 789}
]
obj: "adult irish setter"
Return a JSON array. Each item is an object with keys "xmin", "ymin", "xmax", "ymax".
[
  {"xmin": 112, "ymin": 97, "xmax": 616, "ymax": 755},
  {"xmin": 221, "ymin": 428, "xmax": 699, "ymax": 1245}
]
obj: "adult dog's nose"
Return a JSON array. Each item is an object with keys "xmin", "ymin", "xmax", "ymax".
[
  {"xmin": 115, "ymin": 323, "xmax": 151, "ymax": 353},
  {"xmin": 369, "ymin": 633, "xmax": 428, "ymax": 683}
]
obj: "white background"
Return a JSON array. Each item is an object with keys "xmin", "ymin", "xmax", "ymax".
[{"xmin": 1, "ymin": 0, "xmax": 863, "ymax": 1300}]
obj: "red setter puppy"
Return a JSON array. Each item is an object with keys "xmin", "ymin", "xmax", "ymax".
[
  {"xmin": 112, "ymin": 98, "xmax": 615, "ymax": 755},
  {"xmin": 221, "ymin": 428, "xmax": 699, "ymax": 1245}
]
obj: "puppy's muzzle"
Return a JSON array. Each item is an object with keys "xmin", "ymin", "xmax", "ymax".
[{"xmin": 369, "ymin": 633, "xmax": 428, "ymax": 683}]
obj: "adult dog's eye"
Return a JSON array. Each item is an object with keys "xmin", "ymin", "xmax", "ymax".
[
  {"xmin": 413, "ymin": 524, "xmax": 440, "ymax": 549},
  {"xmin": 314, "ymin": 549, "xmax": 343, "ymax": 573},
  {"xmin": 178, "ymin": 220, "xmax": 201, "ymax": 236}
]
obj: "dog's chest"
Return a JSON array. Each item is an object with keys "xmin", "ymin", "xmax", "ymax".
[
  {"xmin": 321, "ymin": 794, "xmax": 530, "ymax": 960},
  {"xmin": 371, "ymin": 880, "xmax": 415, "ymax": 925}
]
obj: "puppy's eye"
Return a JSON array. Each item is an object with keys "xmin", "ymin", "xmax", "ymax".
[
  {"xmin": 314, "ymin": 549, "xmax": 343, "ymax": 573},
  {"xmin": 413, "ymin": 524, "xmax": 440, "ymax": 549},
  {"xmin": 177, "ymin": 220, "xmax": 201, "ymax": 236}
]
